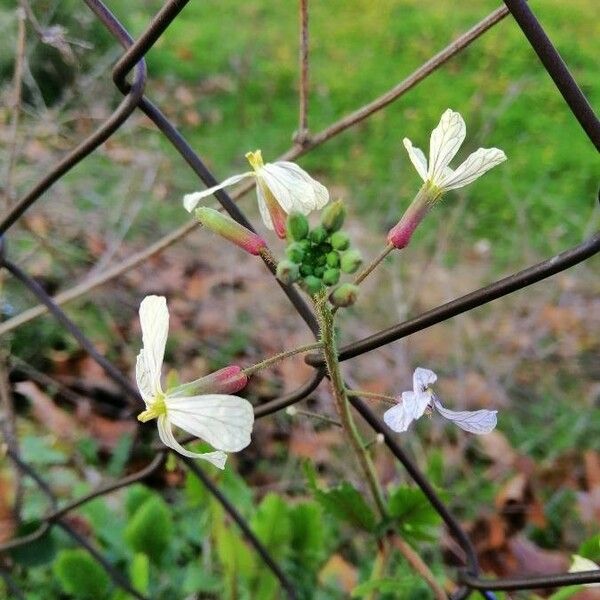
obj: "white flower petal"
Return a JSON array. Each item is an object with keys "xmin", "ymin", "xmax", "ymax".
[
  {"xmin": 157, "ymin": 415, "xmax": 227, "ymax": 468},
  {"xmin": 256, "ymin": 182, "xmax": 274, "ymax": 230},
  {"xmin": 272, "ymin": 161, "xmax": 330, "ymax": 209},
  {"xmin": 403, "ymin": 138, "xmax": 428, "ymax": 182},
  {"xmin": 183, "ymin": 172, "xmax": 255, "ymax": 212},
  {"xmin": 438, "ymin": 147, "xmax": 506, "ymax": 191},
  {"xmin": 428, "ymin": 109, "xmax": 466, "ymax": 183},
  {"xmin": 432, "ymin": 397, "xmax": 497, "ymax": 434},
  {"xmin": 259, "ymin": 162, "xmax": 324, "ymax": 214},
  {"xmin": 383, "ymin": 399, "xmax": 415, "ymax": 433},
  {"xmin": 139, "ymin": 296, "xmax": 169, "ymax": 396},
  {"xmin": 167, "ymin": 394, "xmax": 254, "ymax": 452},
  {"xmin": 570, "ymin": 555, "xmax": 600, "ymax": 574},
  {"xmin": 412, "ymin": 367, "xmax": 437, "ymax": 393},
  {"xmin": 135, "ymin": 350, "xmax": 154, "ymax": 405}
]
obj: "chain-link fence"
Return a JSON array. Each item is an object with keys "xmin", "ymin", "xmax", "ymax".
[{"xmin": 1, "ymin": 0, "xmax": 599, "ymax": 598}]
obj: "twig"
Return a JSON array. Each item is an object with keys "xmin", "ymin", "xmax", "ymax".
[{"xmin": 295, "ymin": 0, "xmax": 309, "ymax": 143}]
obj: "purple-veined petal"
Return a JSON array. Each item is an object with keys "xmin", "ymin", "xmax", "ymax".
[
  {"xmin": 412, "ymin": 367, "xmax": 437, "ymax": 393},
  {"xmin": 432, "ymin": 396, "xmax": 497, "ymax": 434},
  {"xmin": 383, "ymin": 398, "xmax": 416, "ymax": 433}
]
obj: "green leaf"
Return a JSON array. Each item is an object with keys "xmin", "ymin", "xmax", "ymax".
[
  {"xmin": 387, "ymin": 485, "xmax": 441, "ymax": 542},
  {"xmin": 547, "ymin": 586, "xmax": 583, "ymax": 600},
  {"xmin": 106, "ymin": 434, "xmax": 133, "ymax": 477},
  {"xmin": 124, "ymin": 496, "xmax": 173, "ymax": 564},
  {"xmin": 124, "ymin": 484, "xmax": 154, "ymax": 517},
  {"xmin": 182, "ymin": 564, "xmax": 221, "ymax": 594},
  {"xmin": 251, "ymin": 493, "xmax": 291, "ymax": 555},
  {"xmin": 578, "ymin": 533, "xmax": 600, "ymax": 561},
  {"xmin": 250, "ymin": 493, "xmax": 292, "ymax": 600},
  {"xmin": 9, "ymin": 520, "xmax": 56, "ymax": 567},
  {"xmin": 289, "ymin": 502, "xmax": 326, "ymax": 571},
  {"xmin": 315, "ymin": 482, "xmax": 377, "ymax": 533},
  {"xmin": 53, "ymin": 549, "xmax": 111, "ymax": 599},
  {"xmin": 129, "ymin": 553, "xmax": 149, "ymax": 594}
]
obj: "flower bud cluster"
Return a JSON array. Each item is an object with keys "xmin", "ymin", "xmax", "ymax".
[{"xmin": 276, "ymin": 201, "xmax": 363, "ymax": 303}]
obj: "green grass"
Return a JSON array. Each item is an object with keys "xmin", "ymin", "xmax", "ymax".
[{"xmin": 106, "ymin": 0, "xmax": 600, "ymax": 265}]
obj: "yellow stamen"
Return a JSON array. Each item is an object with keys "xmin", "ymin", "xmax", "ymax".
[
  {"xmin": 137, "ymin": 395, "xmax": 167, "ymax": 422},
  {"xmin": 245, "ymin": 149, "xmax": 264, "ymax": 171}
]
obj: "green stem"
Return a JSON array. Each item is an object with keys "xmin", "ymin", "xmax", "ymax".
[
  {"xmin": 242, "ymin": 342, "xmax": 323, "ymax": 377},
  {"xmin": 316, "ymin": 294, "xmax": 387, "ymax": 518},
  {"xmin": 347, "ymin": 389, "xmax": 398, "ymax": 406},
  {"xmin": 353, "ymin": 243, "xmax": 394, "ymax": 286}
]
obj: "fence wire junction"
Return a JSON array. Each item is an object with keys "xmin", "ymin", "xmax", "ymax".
[{"xmin": 1, "ymin": 0, "xmax": 599, "ymax": 598}]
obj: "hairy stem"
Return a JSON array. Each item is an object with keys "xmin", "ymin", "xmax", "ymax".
[
  {"xmin": 242, "ymin": 342, "xmax": 323, "ymax": 377},
  {"xmin": 347, "ymin": 389, "xmax": 398, "ymax": 406},
  {"xmin": 316, "ymin": 294, "xmax": 387, "ymax": 517},
  {"xmin": 392, "ymin": 536, "xmax": 447, "ymax": 600}
]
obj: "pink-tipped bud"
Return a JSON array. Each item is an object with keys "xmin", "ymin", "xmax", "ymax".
[
  {"xmin": 387, "ymin": 187, "xmax": 435, "ymax": 249},
  {"xmin": 172, "ymin": 365, "xmax": 248, "ymax": 397},
  {"xmin": 196, "ymin": 207, "xmax": 267, "ymax": 255},
  {"xmin": 203, "ymin": 365, "xmax": 248, "ymax": 394}
]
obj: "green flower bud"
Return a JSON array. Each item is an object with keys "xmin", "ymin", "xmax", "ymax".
[
  {"xmin": 330, "ymin": 283, "xmax": 359, "ymax": 307},
  {"xmin": 322, "ymin": 268, "xmax": 340, "ymax": 286},
  {"xmin": 276, "ymin": 260, "xmax": 300, "ymax": 285},
  {"xmin": 340, "ymin": 249, "xmax": 363, "ymax": 274},
  {"xmin": 309, "ymin": 225, "xmax": 328, "ymax": 244},
  {"xmin": 299, "ymin": 239, "xmax": 311, "ymax": 252},
  {"xmin": 303, "ymin": 275, "xmax": 324, "ymax": 296},
  {"xmin": 314, "ymin": 266, "xmax": 325, "ymax": 278},
  {"xmin": 299, "ymin": 263, "xmax": 313, "ymax": 277},
  {"xmin": 330, "ymin": 231, "xmax": 350, "ymax": 251},
  {"xmin": 287, "ymin": 212, "xmax": 309, "ymax": 241},
  {"xmin": 326, "ymin": 251, "xmax": 340, "ymax": 268},
  {"xmin": 321, "ymin": 199, "xmax": 346, "ymax": 232},
  {"xmin": 285, "ymin": 242, "xmax": 305, "ymax": 263},
  {"xmin": 316, "ymin": 254, "xmax": 327, "ymax": 266}
]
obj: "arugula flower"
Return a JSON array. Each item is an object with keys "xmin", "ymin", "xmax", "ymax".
[
  {"xmin": 389, "ymin": 109, "xmax": 506, "ymax": 249},
  {"xmin": 135, "ymin": 295, "xmax": 254, "ymax": 468},
  {"xmin": 183, "ymin": 150, "xmax": 329, "ymax": 239},
  {"xmin": 383, "ymin": 368, "xmax": 497, "ymax": 435},
  {"xmin": 403, "ymin": 108, "xmax": 506, "ymax": 195}
]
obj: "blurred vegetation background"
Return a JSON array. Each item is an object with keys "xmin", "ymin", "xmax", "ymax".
[{"xmin": 0, "ymin": 0, "xmax": 599, "ymax": 598}]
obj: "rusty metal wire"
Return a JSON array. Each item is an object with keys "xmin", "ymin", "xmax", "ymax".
[{"xmin": 0, "ymin": 0, "xmax": 598, "ymax": 598}]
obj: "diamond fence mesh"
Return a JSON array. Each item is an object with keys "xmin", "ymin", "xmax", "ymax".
[{"xmin": 0, "ymin": 0, "xmax": 599, "ymax": 598}]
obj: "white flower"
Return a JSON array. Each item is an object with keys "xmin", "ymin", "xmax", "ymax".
[
  {"xmin": 183, "ymin": 150, "xmax": 329, "ymax": 238},
  {"xmin": 135, "ymin": 295, "xmax": 254, "ymax": 469},
  {"xmin": 383, "ymin": 367, "xmax": 497, "ymax": 435},
  {"xmin": 403, "ymin": 109, "xmax": 506, "ymax": 195},
  {"xmin": 569, "ymin": 555, "xmax": 600, "ymax": 587}
]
